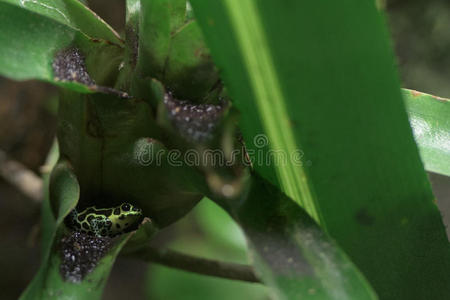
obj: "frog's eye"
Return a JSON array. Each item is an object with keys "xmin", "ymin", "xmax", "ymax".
[{"xmin": 121, "ymin": 203, "xmax": 131, "ymax": 211}]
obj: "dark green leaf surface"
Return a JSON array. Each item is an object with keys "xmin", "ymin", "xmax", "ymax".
[
  {"xmin": 191, "ymin": 0, "xmax": 450, "ymax": 299},
  {"xmin": 403, "ymin": 89, "xmax": 450, "ymax": 176},
  {"xmin": 57, "ymin": 90, "xmax": 203, "ymax": 227},
  {"xmin": 213, "ymin": 174, "xmax": 377, "ymax": 300}
]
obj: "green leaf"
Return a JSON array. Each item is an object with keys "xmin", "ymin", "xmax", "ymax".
[
  {"xmin": 138, "ymin": 0, "xmax": 218, "ymax": 102},
  {"xmin": 211, "ymin": 174, "xmax": 377, "ymax": 300},
  {"xmin": 137, "ymin": 0, "xmax": 187, "ymax": 78},
  {"xmin": 195, "ymin": 198, "xmax": 248, "ymax": 254},
  {"xmin": 190, "ymin": 0, "xmax": 323, "ymax": 223},
  {"xmin": 20, "ymin": 159, "xmax": 79, "ymax": 299},
  {"xmin": 126, "ymin": 0, "xmax": 140, "ymax": 25},
  {"xmin": 148, "ymin": 264, "xmax": 268, "ymax": 300},
  {"xmin": 57, "ymin": 90, "xmax": 203, "ymax": 227},
  {"xmin": 163, "ymin": 20, "xmax": 219, "ymax": 101},
  {"xmin": 40, "ymin": 140, "xmax": 60, "ymax": 258},
  {"xmin": 22, "ymin": 156, "xmax": 151, "ymax": 300},
  {"xmin": 32, "ymin": 230, "xmax": 133, "ymax": 300},
  {"xmin": 146, "ymin": 200, "xmax": 269, "ymax": 300},
  {"xmin": 2, "ymin": 0, "xmax": 122, "ymax": 43},
  {"xmin": 114, "ymin": 0, "xmax": 140, "ymax": 91},
  {"xmin": 0, "ymin": 2, "xmax": 73, "ymax": 80},
  {"xmin": 403, "ymin": 89, "xmax": 450, "ymax": 176},
  {"xmin": 190, "ymin": 0, "xmax": 450, "ymax": 299},
  {"xmin": 0, "ymin": 1, "xmax": 123, "ymax": 92}
]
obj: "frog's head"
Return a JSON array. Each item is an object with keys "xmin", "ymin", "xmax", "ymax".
[{"xmin": 109, "ymin": 203, "xmax": 144, "ymax": 235}]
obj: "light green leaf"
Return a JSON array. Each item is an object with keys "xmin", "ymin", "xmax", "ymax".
[
  {"xmin": 2, "ymin": 0, "xmax": 122, "ymax": 43},
  {"xmin": 403, "ymin": 89, "xmax": 450, "ymax": 176},
  {"xmin": 0, "ymin": 1, "xmax": 123, "ymax": 92}
]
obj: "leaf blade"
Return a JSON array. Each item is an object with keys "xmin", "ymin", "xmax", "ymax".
[
  {"xmin": 0, "ymin": 1, "xmax": 123, "ymax": 92},
  {"xmin": 190, "ymin": 0, "xmax": 450, "ymax": 298},
  {"xmin": 403, "ymin": 89, "xmax": 450, "ymax": 176},
  {"xmin": 1, "ymin": 0, "xmax": 122, "ymax": 43},
  {"xmin": 211, "ymin": 174, "xmax": 377, "ymax": 300}
]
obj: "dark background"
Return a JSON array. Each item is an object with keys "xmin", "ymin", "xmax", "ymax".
[{"xmin": 0, "ymin": 0, "xmax": 449, "ymax": 299}]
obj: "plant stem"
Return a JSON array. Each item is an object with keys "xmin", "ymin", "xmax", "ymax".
[
  {"xmin": 128, "ymin": 246, "xmax": 261, "ymax": 283},
  {"xmin": 0, "ymin": 148, "xmax": 42, "ymax": 202}
]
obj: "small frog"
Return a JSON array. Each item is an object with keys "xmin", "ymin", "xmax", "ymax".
[{"xmin": 69, "ymin": 203, "xmax": 143, "ymax": 237}]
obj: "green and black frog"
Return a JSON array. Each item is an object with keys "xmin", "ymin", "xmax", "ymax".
[{"xmin": 67, "ymin": 203, "xmax": 144, "ymax": 238}]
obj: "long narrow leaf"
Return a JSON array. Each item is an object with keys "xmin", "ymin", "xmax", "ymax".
[{"xmin": 191, "ymin": 1, "xmax": 450, "ymax": 299}]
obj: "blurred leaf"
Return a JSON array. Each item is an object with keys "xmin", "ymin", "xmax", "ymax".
[
  {"xmin": 210, "ymin": 174, "xmax": 377, "ymax": 300},
  {"xmin": 403, "ymin": 89, "xmax": 450, "ymax": 176},
  {"xmin": 138, "ymin": 0, "xmax": 218, "ymax": 101},
  {"xmin": 195, "ymin": 198, "xmax": 248, "ymax": 256},
  {"xmin": 146, "ymin": 206, "xmax": 269, "ymax": 300},
  {"xmin": 191, "ymin": 0, "xmax": 450, "ymax": 298},
  {"xmin": 148, "ymin": 263, "xmax": 269, "ymax": 300},
  {"xmin": 40, "ymin": 140, "xmax": 59, "ymax": 259},
  {"xmin": 48, "ymin": 160, "xmax": 80, "ymax": 222},
  {"xmin": 0, "ymin": 1, "xmax": 123, "ymax": 92},
  {"xmin": 126, "ymin": 0, "xmax": 140, "ymax": 25}
]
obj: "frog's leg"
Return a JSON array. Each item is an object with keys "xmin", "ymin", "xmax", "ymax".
[{"xmin": 90, "ymin": 216, "xmax": 111, "ymax": 237}]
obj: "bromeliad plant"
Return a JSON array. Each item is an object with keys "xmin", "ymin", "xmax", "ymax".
[{"xmin": 0, "ymin": 0, "xmax": 449, "ymax": 299}]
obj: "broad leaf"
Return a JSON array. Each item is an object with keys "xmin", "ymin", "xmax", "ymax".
[
  {"xmin": 0, "ymin": 0, "xmax": 123, "ymax": 92},
  {"xmin": 137, "ymin": 0, "xmax": 218, "ymax": 102}
]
